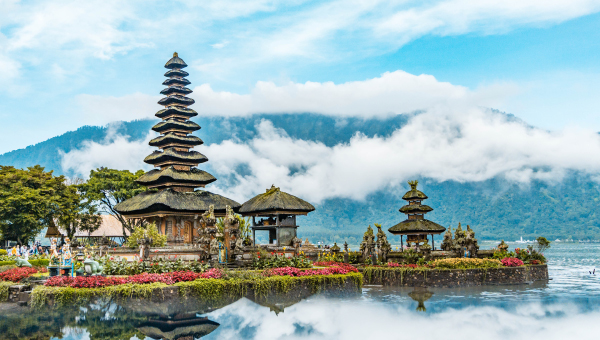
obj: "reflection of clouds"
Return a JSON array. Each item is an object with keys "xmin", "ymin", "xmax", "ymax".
[{"xmin": 207, "ymin": 298, "xmax": 600, "ymax": 340}]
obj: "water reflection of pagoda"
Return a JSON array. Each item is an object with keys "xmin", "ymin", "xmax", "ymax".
[
  {"xmin": 115, "ymin": 53, "xmax": 240, "ymax": 243},
  {"xmin": 137, "ymin": 313, "xmax": 219, "ymax": 340},
  {"xmin": 388, "ymin": 181, "xmax": 446, "ymax": 249}
]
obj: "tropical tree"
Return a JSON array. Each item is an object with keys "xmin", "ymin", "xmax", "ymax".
[
  {"xmin": 77, "ymin": 168, "xmax": 146, "ymax": 235},
  {"xmin": 0, "ymin": 165, "xmax": 68, "ymax": 245},
  {"xmin": 57, "ymin": 184, "xmax": 102, "ymax": 240}
]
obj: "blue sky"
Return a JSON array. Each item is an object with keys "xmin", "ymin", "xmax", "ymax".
[{"xmin": 1, "ymin": 0, "xmax": 600, "ymax": 154}]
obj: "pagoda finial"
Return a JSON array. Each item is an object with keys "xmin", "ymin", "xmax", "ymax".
[
  {"xmin": 173, "ymin": 52, "xmax": 178, "ymax": 57},
  {"xmin": 408, "ymin": 180, "xmax": 418, "ymax": 190}
]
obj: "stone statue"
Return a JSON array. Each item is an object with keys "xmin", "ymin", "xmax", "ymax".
[
  {"xmin": 62, "ymin": 237, "xmax": 72, "ymax": 266},
  {"xmin": 360, "ymin": 225, "xmax": 375, "ymax": 261},
  {"xmin": 200, "ymin": 205, "xmax": 216, "ymax": 226},
  {"xmin": 83, "ymin": 256, "xmax": 103, "ymax": 276},
  {"xmin": 209, "ymin": 237, "xmax": 219, "ymax": 255},
  {"xmin": 49, "ymin": 238, "xmax": 60, "ymax": 266},
  {"xmin": 15, "ymin": 257, "xmax": 32, "ymax": 268},
  {"xmin": 234, "ymin": 237, "xmax": 244, "ymax": 254},
  {"xmin": 497, "ymin": 240, "xmax": 509, "ymax": 252},
  {"xmin": 291, "ymin": 236, "xmax": 302, "ymax": 253},
  {"xmin": 465, "ymin": 225, "xmax": 479, "ymax": 257},
  {"xmin": 375, "ymin": 223, "xmax": 391, "ymax": 262},
  {"xmin": 331, "ymin": 242, "xmax": 341, "ymax": 254},
  {"xmin": 452, "ymin": 223, "xmax": 467, "ymax": 256},
  {"xmin": 138, "ymin": 231, "xmax": 153, "ymax": 260},
  {"xmin": 440, "ymin": 228, "xmax": 453, "ymax": 251}
]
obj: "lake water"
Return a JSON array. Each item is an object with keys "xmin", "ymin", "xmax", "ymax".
[{"xmin": 1, "ymin": 242, "xmax": 599, "ymax": 340}]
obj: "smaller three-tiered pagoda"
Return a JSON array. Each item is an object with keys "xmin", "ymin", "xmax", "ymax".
[{"xmin": 388, "ymin": 180, "xmax": 445, "ymax": 250}]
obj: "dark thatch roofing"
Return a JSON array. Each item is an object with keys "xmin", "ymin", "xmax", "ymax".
[
  {"xmin": 155, "ymin": 106, "xmax": 197, "ymax": 119},
  {"xmin": 115, "ymin": 189, "xmax": 241, "ymax": 215},
  {"xmin": 399, "ymin": 204, "xmax": 433, "ymax": 214},
  {"xmin": 402, "ymin": 180, "xmax": 428, "ymax": 200},
  {"xmin": 45, "ymin": 222, "xmax": 62, "ymax": 238},
  {"xmin": 164, "ymin": 69, "xmax": 189, "ymax": 77},
  {"xmin": 239, "ymin": 185, "xmax": 315, "ymax": 215},
  {"xmin": 136, "ymin": 166, "xmax": 216, "ymax": 186},
  {"xmin": 137, "ymin": 318, "xmax": 219, "ymax": 340},
  {"xmin": 164, "ymin": 52, "xmax": 188, "ymax": 69},
  {"xmin": 388, "ymin": 219, "xmax": 446, "ymax": 235},
  {"xmin": 152, "ymin": 118, "xmax": 200, "ymax": 133},
  {"xmin": 158, "ymin": 95, "xmax": 195, "ymax": 106},
  {"xmin": 160, "ymin": 86, "xmax": 192, "ymax": 96},
  {"xmin": 143, "ymin": 149, "xmax": 208, "ymax": 165},
  {"xmin": 163, "ymin": 78, "xmax": 191, "ymax": 86},
  {"xmin": 149, "ymin": 133, "xmax": 203, "ymax": 147}
]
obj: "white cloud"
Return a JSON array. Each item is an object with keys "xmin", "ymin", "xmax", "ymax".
[
  {"xmin": 209, "ymin": 298, "xmax": 599, "ymax": 340},
  {"xmin": 76, "ymin": 70, "xmax": 517, "ymax": 123},
  {"xmin": 204, "ymin": 112, "xmax": 600, "ymax": 203},
  {"xmin": 60, "ymin": 124, "xmax": 155, "ymax": 177}
]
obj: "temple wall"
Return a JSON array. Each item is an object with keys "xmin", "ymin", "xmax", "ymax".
[{"xmin": 361, "ymin": 264, "xmax": 549, "ymax": 288}]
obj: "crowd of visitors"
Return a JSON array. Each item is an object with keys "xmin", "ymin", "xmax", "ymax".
[{"xmin": 5, "ymin": 242, "xmax": 47, "ymax": 258}]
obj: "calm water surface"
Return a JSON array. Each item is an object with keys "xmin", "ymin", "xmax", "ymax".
[{"xmin": 1, "ymin": 242, "xmax": 599, "ymax": 340}]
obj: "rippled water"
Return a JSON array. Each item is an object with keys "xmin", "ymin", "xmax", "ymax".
[{"xmin": 1, "ymin": 242, "xmax": 599, "ymax": 340}]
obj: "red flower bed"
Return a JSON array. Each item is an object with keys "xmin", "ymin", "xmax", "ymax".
[
  {"xmin": 501, "ymin": 257, "xmax": 524, "ymax": 267},
  {"xmin": 313, "ymin": 261, "xmax": 342, "ymax": 267},
  {"xmin": 263, "ymin": 263, "xmax": 358, "ymax": 277},
  {"xmin": 530, "ymin": 260, "xmax": 541, "ymax": 265},
  {"xmin": 45, "ymin": 269, "xmax": 223, "ymax": 288},
  {"xmin": 0, "ymin": 267, "xmax": 41, "ymax": 282}
]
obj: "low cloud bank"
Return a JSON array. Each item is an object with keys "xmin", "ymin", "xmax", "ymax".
[{"xmin": 61, "ymin": 108, "xmax": 600, "ymax": 203}]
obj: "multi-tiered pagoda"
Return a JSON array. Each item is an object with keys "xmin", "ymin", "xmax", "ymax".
[
  {"xmin": 388, "ymin": 180, "xmax": 445, "ymax": 250},
  {"xmin": 115, "ymin": 53, "xmax": 240, "ymax": 244}
]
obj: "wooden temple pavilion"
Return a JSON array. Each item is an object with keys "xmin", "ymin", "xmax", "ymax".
[
  {"xmin": 388, "ymin": 180, "xmax": 445, "ymax": 250},
  {"xmin": 240, "ymin": 185, "xmax": 315, "ymax": 247},
  {"xmin": 115, "ymin": 53, "xmax": 240, "ymax": 244}
]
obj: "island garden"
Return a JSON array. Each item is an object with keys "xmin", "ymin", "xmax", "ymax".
[{"xmin": 0, "ymin": 53, "xmax": 550, "ymax": 309}]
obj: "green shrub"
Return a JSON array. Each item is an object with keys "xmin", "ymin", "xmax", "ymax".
[
  {"xmin": 431, "ymin": 258, "xmax": 502, "ymax": 269},
  {"xmin": 126, "ymin": 223, "xmax": 167, "ymax": 248},
  {"xmin": 0, "ymin": 265, "xmax": 16, "ymax": 273},
  {"xmin": 0, "ymin": 249, "xmax": 7, "ymax": 256}
]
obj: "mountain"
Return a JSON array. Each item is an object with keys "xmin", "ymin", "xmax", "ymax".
[{"xmin": 1, "ymin": 113, "xmax": 599, "ymax": 242}]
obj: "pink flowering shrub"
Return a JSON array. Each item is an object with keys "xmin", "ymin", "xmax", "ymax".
[
  {"xmin": 44, "ymin": 270, "xmax": 212, "ymax": 288},
  {"xmin": 501, "ymin": 257, "xmax": 524, "ymax": 267},
  {"xmin": 262, "ymin": 263, "xmax": 358, "ymax": 277}
]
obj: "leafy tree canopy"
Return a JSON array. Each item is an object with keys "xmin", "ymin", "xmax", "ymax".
[
  {"xmin": 77, "ymin": 168, "xmax": 146, "ymax": 234},
  {"xmin": 0, "ymin": 165, "xmax": 68, "ymax": 244},
  {"xmin": 57, "ymin": 181, "xmax": 102, "ymax": 240}
]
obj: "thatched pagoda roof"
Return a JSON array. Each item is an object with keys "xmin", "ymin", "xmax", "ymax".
[
  {"xmin": 136, "ymin": 166, "xmax": 216, "ymax": 187},
  {"xmin": 240, "ymin": 185, "xmax": 315, "ymax": 215},
  {"xmin": 155, "ymin": 106, "xmax": 197, "ymax": 119},
  {"xmin": 164, "ymin": 52, "xmax": 188, "ymax": 69},
  {"xmin": 160, "ymin": 86, "xmax": 192, "ymax": 96},
  {"xmin": 163, "ymin": 78, "xmax": 191, "ymax": 86},
  {"xmin": 152, "ymin": 118, "xmax": 200, "ymax": 133},
  {"xmin": 137, "ymin": 317, "xmax": 219, "ymax": 340},
  {"xmin": 158, "ymin": 95, "xmax": 195, "ymax": 106},
  {"xmin": 399, "ymin": 204, "xmax": 433, "ymax": 214},
  {"xmin": 44, "ymin": 221, "xmax": 62, "ymax": 238},
  {"xmin": 388, "ymin": 219, "xmax": 446, "ymax": 235},
  {"xmin": 164, "ymin": 69, "xmax": 189, "ymax": 77},
  {"xmin": 402, "ymin": 180, "xmax": 428, "ymax": 200},
  {"xmin": 143, "ymin": 149, "xmax": 207, "ymax": 166},
  {"xmin": 149, "ymin": 133, "xmax": 203, "ymax": 148},
  {"xmin": 114, "ymin": 188, "xmax": 241, "ymax": 216}
]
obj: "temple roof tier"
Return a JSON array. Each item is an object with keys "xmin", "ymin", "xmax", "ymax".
[
  {"xmin": 152, "ymin": 118, "xmax": 200, "ymax": 133},
  {"xmin": 403, "ymin": 181, "xmax": 428, "ymax": 200},
  {"xmin": 114, "ymin": 188, "xmax": 241, "ymax": 216},
  {"xmin": 149, "ymin": 133, "xmax": 204, "ymax": 148},
  {"xmin": 388, "ymin": 219, "xmax": 446, "ymax": 235},
  {"xmin": 164, "ymin": 69, "xmax": 189, "ymax": 78},
  {"xmin": 155, "ymin": 106, "xmax": 198, "ymax": 119},
  {"xmin": 160, "ymin": 86, "xmax": 193, "ymax": 96},
  {"xmin": 163, "ymin": 78, "xmax": 191, "ymax": 86},
  {"xmin": 164, "ymin": 52, "xmax": 188, "ymax": 69},
  {"xmin": 144, "ymin": 149, "xmax": 208, "ymax": 166},
  {"xmin": 240, "ymin": 185, "xmax": 315, "ymax": 215},
  {"xmin": 399, "ymin": 204, "xmax": 433, "ymax": 214},
  {"xmin": 158, "ymin": 95, "xmax": 195, "ymax": 107},
  {"xmin": 136, "ymin": 166, "xmax": 216, "ymax": 188}
]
